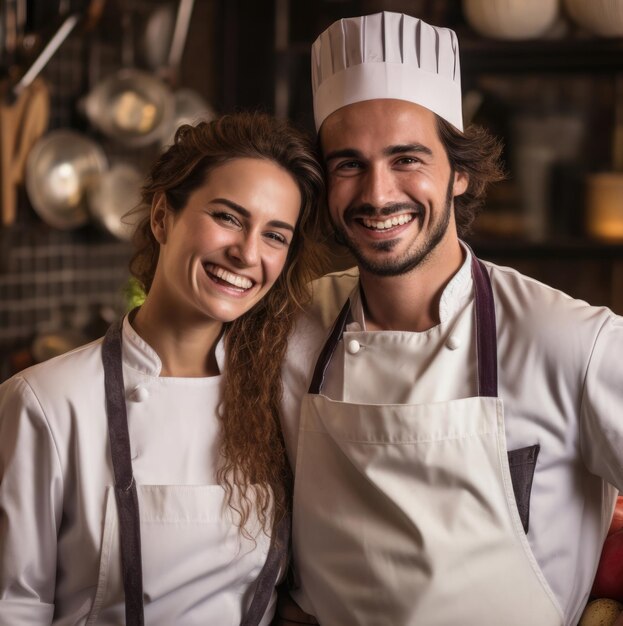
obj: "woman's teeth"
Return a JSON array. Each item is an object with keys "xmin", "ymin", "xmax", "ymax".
[
  {"xmin": 362, "ymin": 214, "xmax": 413, "ymax": 230},
  {"xmin": 205, "ymin": 264, "xmax": 253, "ymax": 289}
]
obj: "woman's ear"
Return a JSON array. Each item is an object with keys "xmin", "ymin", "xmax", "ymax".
[{"xmin": 151, "ymin": 192, "xmax": 169, "ymax": 244}]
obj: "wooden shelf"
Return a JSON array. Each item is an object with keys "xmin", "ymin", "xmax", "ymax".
[
  {"xmin": 459, "ymin": 35, "xmax": 623, "ymax": 74},
  {"xmin": 468, "ymin": 236, "xmax": 623, "ymax": 259}
]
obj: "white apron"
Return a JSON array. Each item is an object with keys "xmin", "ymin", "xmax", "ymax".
[
  {"xmin": 87, "ymin": 319, "xmax": 288, "ymax": 626},
  {"xmin": 292, "ymin": 256, "xmax": 563, "ymax": 626}
]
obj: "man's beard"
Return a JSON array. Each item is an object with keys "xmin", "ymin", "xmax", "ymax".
[{"xmin": 332, "ymin": 172, "xmax": 456, "ymax": 277}]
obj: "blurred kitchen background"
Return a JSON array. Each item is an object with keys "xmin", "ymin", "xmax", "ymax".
[{"xmin": 1, "ymin": 0, "xmax": 623, "ymax": 381}]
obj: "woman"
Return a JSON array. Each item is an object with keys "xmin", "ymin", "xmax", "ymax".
[{"xmin": 0, "ymin": 112, "xmax": 325, "ymax": 625}]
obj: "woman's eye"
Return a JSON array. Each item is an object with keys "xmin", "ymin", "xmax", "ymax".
[
  {"xmin": 265, "ymin": 232, "xmax": 289, "ymax": 246},
  {"xmin": 212, "ymin": 212, "xmax": 241, "ymax": 227}
]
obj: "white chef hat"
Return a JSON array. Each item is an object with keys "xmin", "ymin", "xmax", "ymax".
[{"xmin": 311, "ymin": 11, "xmax": 463, "ymax": 131}]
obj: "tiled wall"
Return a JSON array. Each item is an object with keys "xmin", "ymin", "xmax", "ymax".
[{"xmin": 0, "ymin": 226, "xmax": 131, "ymax": 348}]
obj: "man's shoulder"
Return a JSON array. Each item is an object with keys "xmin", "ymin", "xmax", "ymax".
[
  {"xmin": 285, "ymin": 267, "xmax": 359, "ymax": 376},
  {"xmin": 484, "ymin": 259, "xmax": 616, "ymax": 351},
  {"xmin": 306, "ymin": 266, "xmax": 360, "ymax": 330}
]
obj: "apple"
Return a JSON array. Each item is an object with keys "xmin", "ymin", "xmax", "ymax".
[
  {"xmin": 592, "ymin": 529, "xmax": 623, "ymax": 601},
  {"xmin": 608, "ymin": 496, "xmax": 623, "ymax": 538}
]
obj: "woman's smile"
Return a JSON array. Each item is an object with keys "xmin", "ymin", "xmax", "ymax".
[{"xmin": 203, "ymin": 262, "xmax": 255, "ymax": 294}]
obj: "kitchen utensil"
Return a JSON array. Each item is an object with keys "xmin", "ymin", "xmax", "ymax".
[
  {"xmin": 141, "ymin": 2, "xmax": 176, "ymax": 73},
  {"xmin": 0, "ymin": 77, "xmax": 50, "ymax": 226},
  {"xmin": 167, "ymin": 0, "xmax": 195, "ymax": 85},
  {"xmin": 564, "ymin": 0, "xmax": 623, "ymax": 37},
  {"xmin": 160, "ymin": 88, "xmax": 215, "ymax": 147},
  {"xmin": 462, "ymin": 0, "xmax": 560, "ymax": 40},
  {"xmin": 25, "ymin": 129, "xmax": 107, "ymax": 230},
  {"xmin": 88, "ymin": 162, "xmax": 142, "ymax": 241},
  {"xmin": 4, "ymin": 0, "xmax": 105, "ymax": 103},
  {"xmin": 8, "ymin": 12, "xmax": 80, "ymax": 102},
  {"xmin": 139, "ymin": 0, "xmax": 196, "ymax": 85},
  {"xmin": 83, "ymin": 68, "xmax": 174, "ymax": 146}
]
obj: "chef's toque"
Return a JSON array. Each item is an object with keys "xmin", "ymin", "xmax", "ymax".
[{"xmin": 311, "ymin": 11, "xmax": 463, "ymax": 131}]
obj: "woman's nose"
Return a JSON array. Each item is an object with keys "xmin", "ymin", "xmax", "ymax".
[{"xmin": 228, "ymin": 233, "xmax": 260, "ymax": 267}]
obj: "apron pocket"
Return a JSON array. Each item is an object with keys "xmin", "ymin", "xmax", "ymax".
[{"xmin": 507, "ymin": 444, "xmax": 540, "ymax": 533}]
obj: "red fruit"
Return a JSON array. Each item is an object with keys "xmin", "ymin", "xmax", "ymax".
[
  {"xmin": 592, "ymin": 529, "xmax": 623, "ymax": 601},
  {"xmin": 608, "ymin": 496, "xmax": 623, "ymax": 538}
]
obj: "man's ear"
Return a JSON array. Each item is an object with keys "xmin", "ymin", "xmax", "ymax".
[
  {"xmin": 453, "ymin": 170, "xmax": 469, "ymax": 198},
  {"xmin": 151, "ymin": 192, "xmax": 169, "ymax": 244}
]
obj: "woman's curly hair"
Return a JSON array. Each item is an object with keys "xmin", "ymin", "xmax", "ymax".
[{"xmin": 129, "ymin": 112, "xmax": 327, "ymax": 537}]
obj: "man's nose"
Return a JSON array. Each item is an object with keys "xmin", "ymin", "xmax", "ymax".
[{"xmin": 358, "ymin": 165, "xmax": 398, "ymax": 209}]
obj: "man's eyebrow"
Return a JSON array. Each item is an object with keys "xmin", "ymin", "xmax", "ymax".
[
  {"xmin": 324, "ymin": 145, "xmax": 433, "ymax": 162},
  {"xmin": 210, "ymin": 198, "xmax": 294, "ymax": 232},
  {"xmin": 384, "ymin": 144, "xmax": 433, "ymax": 157},
  {"xmin": 324, "ymin": 148, "xmax": 363, "ymax": 162}
]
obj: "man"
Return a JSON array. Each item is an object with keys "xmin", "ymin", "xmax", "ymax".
[{"xmin": 278, "ymin": 11, "xmax": 623, "ymax": 626}]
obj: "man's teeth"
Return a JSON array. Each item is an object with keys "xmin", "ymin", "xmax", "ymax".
[
  {"xmin": 206, "ymin": 265, "xmax": 253, "ymax": 289},
  {"xmin": 362, "ymin": 214, "xmax": 413, "ymax": 230}
]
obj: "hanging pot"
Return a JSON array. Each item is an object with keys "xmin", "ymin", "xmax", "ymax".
[
  {"xmin": 88, "ymin": 162, "xmax": 143, "ymax": 241},
  {"xmin": 25, "ymin": 129, "xmax": 107, "ymax": 230},
  {"xmin": 83, "ymin": 68, "xmax": 174, "ymax": 147}
]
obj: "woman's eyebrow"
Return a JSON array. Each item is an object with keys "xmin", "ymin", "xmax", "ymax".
[
  {"xmin": 211, "ymin": 198, "xmax": 294, "ymax": 232},
  {"xmin": 210, "ymin": 198, "xmax": 251, "ymax": 218}
]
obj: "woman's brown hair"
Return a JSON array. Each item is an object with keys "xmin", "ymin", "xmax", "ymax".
[
  {"xmin": 436, "ymin": 117, "xmax": 506, "ymax": 236},
  {"xmin": 130, "ymin": 112, "xmax": 327, "ymax": 536}
]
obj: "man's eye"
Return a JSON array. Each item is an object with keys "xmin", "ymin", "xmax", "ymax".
[
  {"xmin": 396, "ymin": 157, "xmax": 419, "ymax": 165},
  {"xmin": 337, "ymin": 161, "xmax": 362, "ymax": 170}
]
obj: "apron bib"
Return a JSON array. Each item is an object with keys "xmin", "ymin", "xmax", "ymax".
[
  {"xmin": 292, "ymin": 257, "xmax": 563, "ymax": 626},
  {"xmin": 91, "ymin": 320, "xmax": 289, "ymax": 625}
]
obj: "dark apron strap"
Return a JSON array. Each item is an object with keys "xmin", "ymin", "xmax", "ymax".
[
  {"xmin": 308, "ymin": 254, "xmax": 498, "ymax": 397},
  {"xmin": 103, "ymin": 318, "xmax": 290, "ymax": 625},
  {"xmin": 308, "ymin": 298, "xmax": 352, "ymax": 395},
  {"xmin": 241, "ymin": 512, "xmax": 292, "ymax": 626},
  {"xmin": 470, "ymin": 255, "xmax": 498, "ymax": 397},
  {"xmin": 102, "ymin": 320, "xmax": 145, "ymax": 626}
]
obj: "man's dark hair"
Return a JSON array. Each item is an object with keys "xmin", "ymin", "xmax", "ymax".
[{"xmin": 436, "ymin": 116, "xmax": 506, "ymax": 237}]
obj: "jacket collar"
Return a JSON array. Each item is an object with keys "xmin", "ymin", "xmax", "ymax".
[
  {"xmin": 121, "ymin": 315, "xmax": 226, "ymax": 377},
  {"xmin": 347, "ymin": 241, "xmax": 473, "ymax": 331}
]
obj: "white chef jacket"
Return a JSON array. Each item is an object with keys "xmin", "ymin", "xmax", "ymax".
[
  {"xmin": 281, "ymin": 244, "xmax": 623, "ymax": 625},
  {"xmin": 0, "ymin": 317, "xmax": 276, "ymax": 625}
]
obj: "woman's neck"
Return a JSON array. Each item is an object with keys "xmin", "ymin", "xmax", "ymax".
[{"xmin": 131, "ymin": 297, "xmax": 223, "ymax": 378}]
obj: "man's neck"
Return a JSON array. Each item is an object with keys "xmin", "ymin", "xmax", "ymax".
[{"xmin": 359, "ymin": 240, "xmax": 465, "ymax": 332}]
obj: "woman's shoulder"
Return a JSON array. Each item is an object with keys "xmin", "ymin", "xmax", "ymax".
[{"xmin": 0, "ymin": 337, "xmax": 105, "ymax": 414}]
